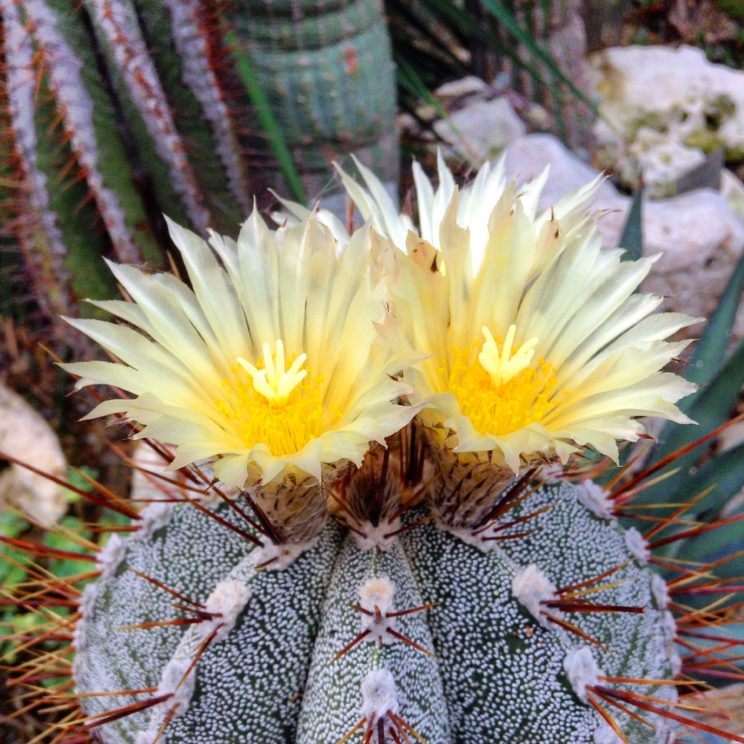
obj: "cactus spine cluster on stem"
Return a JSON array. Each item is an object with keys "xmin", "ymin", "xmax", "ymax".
[{"xmin": 6, "ymin": 157, "xmax": 744, "ymax": 744}]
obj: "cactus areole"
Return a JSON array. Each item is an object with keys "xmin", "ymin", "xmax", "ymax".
[{"xmin": 59, "ymin": 160, "xmax": 740, "ymax": 743}]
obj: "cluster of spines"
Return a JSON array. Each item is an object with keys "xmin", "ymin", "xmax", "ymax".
[
  {"xmin": 0, "ymin": 0, "xmax": 74, "ymax": 322},
  {"xmin": 2, "ymin": 420, "xmax": 744, "ymax": 743}
]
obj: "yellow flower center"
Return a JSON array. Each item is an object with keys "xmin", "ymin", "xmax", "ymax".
[
  {"xmin": 446, "ymin": 325, "xmax": 558, "ymax": 437},
  {"xmin": 216, "ymin": 340, "xmax": 331, "ymax": 456}
]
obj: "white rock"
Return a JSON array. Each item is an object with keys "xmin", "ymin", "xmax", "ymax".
[
  {"xmin": 622, "ymin": 190, "xmax": 744, "ymax": 339},
  {"xmin": 503, "ymin": 133, "xmax": 622, "ymax": 213},
  {"xmin": 587, "ymin": 45, "xmax": 744, "ymax": 195},
  {"xmin": 0, "ymin": 382, "xmax": 67, "ymax": 525},
  {"xmin": 435, "ymin": 75, "xmax": 491, "ymax": 100},
  {"xmin": 722, "ymin": 168, "xmax": 744, "ymax": 224},
  {"xmin": 434, "ymin": 97, "xmax": 525, "ymax": 166}
]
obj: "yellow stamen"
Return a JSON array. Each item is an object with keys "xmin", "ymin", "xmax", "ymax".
[
  {"xmin": 216, "ymin": 341, "xmax": 335, "ymax": 456},
  {"xmin": 237, "ymin": 340, "xmax": 307, "ymax": 406},
  {"xmin": 446, "ymin": 327, "xmax": 558, "ymax": 437}
]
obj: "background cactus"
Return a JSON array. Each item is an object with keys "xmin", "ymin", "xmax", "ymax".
[{"xmin": 0, "ymin": 0, "xmax": 398, "ymax": 338}]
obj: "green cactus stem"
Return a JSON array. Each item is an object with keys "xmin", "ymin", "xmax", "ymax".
[{"xmin": 230, "ymin": 0, "xmax": 400, "ymax": 207}]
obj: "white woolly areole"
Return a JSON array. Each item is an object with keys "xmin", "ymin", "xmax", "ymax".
[
  {"xmin": 138, "ymin": 552, "xmax": 259, "ymax": 738},
  {"xmin": 576, "ymin": 481, "xmax": 615, "ymax": 520},
  {"xmin": 359, "ymin": 577, "xmax": 396, "ymax": 643},
  {"xmin": 661, "ymin": 611, "xmax": 682, "ymax": 677},
  {"xmin": 360, "ymin": 577, "xmax": 395, "ymax": 614},
  {"xmin": 96, "ymin": 535, "xmax": 126, "ymax": 579},
  {"xmin": 669, "ymin": 648, "xmax": 682, "ymax": 677},
  {"xmin": 361, "ymin": 668, "xmax": 399, "ymax": 721},
  {"xmin": 662, "ymin": 610, "xmax": 677, "ymax": 640},
  {"xmin": 541, "ymin": 463, "xmax": 566, "ymax": 483},
  {"xmin": 135, "ymin": 500, "xmax": 177, "ymax": 540},
  {"xmin": 72, "ymin": 584, "xmax": 97, "ymax": 653},
  {"xmin": 624, "ymin": 527, "xmax": 651, "ymax": 564},
  {"xmin": 651, "ymin": 573, "xmax": 670, "ymax": 609},
  {"xmin": 511, "ymin": 563, "xmax": 558, "ymax": 628},
  {"xmin": 135, "ymin": 650, "xmax": 199, "ymax": 741},
  {"xmin": 202, "ymin": 579, "xmax": 251, "ymax": 641},
  {"xmin": 564, "ymin": 646, "xmax": 603, "ymax": 704},
  {"xmin": 353, "ymin": 519, "xmax": 400, "ymax": 551}
]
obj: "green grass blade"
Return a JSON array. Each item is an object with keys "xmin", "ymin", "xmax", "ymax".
[
  {"xmin": 477, "ymin": 0, "xmax": 599, "ymax": 115},
  {"xmin": 619, "ymin": 189, "xmax": 644, "ymax": 262},
  {"xmin": 221, "ymin": 26, "xmax": 306, "ymax": 204}
]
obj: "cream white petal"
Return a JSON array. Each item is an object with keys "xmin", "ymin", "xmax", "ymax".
[{"xmin": 67, "ymin": 211, "xmax": 416, "ymax": 487}]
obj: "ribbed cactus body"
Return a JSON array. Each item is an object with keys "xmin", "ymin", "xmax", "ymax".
[
  {"xmin": 1, "ymin": 0, "xmax": 400, "ymax": 334},
  {"xmin": 75, "ymin": 479, "xmax": 677, "ymax": 743},
  {"xmin": 232, "ymin": 0, "xmax": 399, "ymax": 202}
]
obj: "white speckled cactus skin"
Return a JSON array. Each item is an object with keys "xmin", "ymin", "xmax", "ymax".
[{"xmin": 74, "ymin": 456, "xmax": 680, "ymax": 744}]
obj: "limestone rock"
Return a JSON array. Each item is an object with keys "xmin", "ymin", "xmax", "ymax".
[
  {"xmin": 503, "ymin": 133, "xmax": 621, "ymax": 213},
  {"xmin": 624, "ymin": 190, "xmax": 744, "ymax": 341},
  {"xmin": 0, "ymin": 383, "xmax": 67, "ymax": 525},
  {"xmin": 587, "ymin": 45, "xmax": 744, "ymax": 197},
  {"xmin": 434, "ymin": 96, "xmax": 525, "ymax": 166}
]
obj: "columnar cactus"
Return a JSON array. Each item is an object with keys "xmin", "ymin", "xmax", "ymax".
[
  {"xmin": 0, "ymin": 0, "xmax": 398, "ymax": 334},
  {"xmin": 230, "ymin": 0, "xmax": 400, "ymax": 205},
  {"xmin": 7, "ymin": 159, "xmax": 744, "ymax": 743}
]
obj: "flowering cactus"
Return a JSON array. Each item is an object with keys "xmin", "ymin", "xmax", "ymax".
[{"xmin": 5, "ymin": 159, "xmax": 744, "ymax": 744}]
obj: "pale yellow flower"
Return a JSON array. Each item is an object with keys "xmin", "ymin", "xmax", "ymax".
[
  {"xmin": 331, "ymin": 155, "xmax": 698, "ymax": 471},
  {"xmin": 63, "ymin": 213, "xmax": 415, "ymax": 487}
]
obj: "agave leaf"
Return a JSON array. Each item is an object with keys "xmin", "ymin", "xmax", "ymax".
[
  {"xmin": 677, "ymin": 507, "xmax": 744, "ymax": 571},
  {"xmin": 641, "ymin": 339, "xmax": 744, "ymax": 508},
  {"xmin": 684, "ymin": 250, "xmax": 744, "ymax": 389},
  {"xmin": 662, "ymin": 443, "xmax": 744, "ymax": 522},
  {"xmin": 619, "ymin": 189, "xmax": 643, "ymax": 262},
  {"xmin": 667, "ymin": 339, "xmax": 744, "ymax": 456}
]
